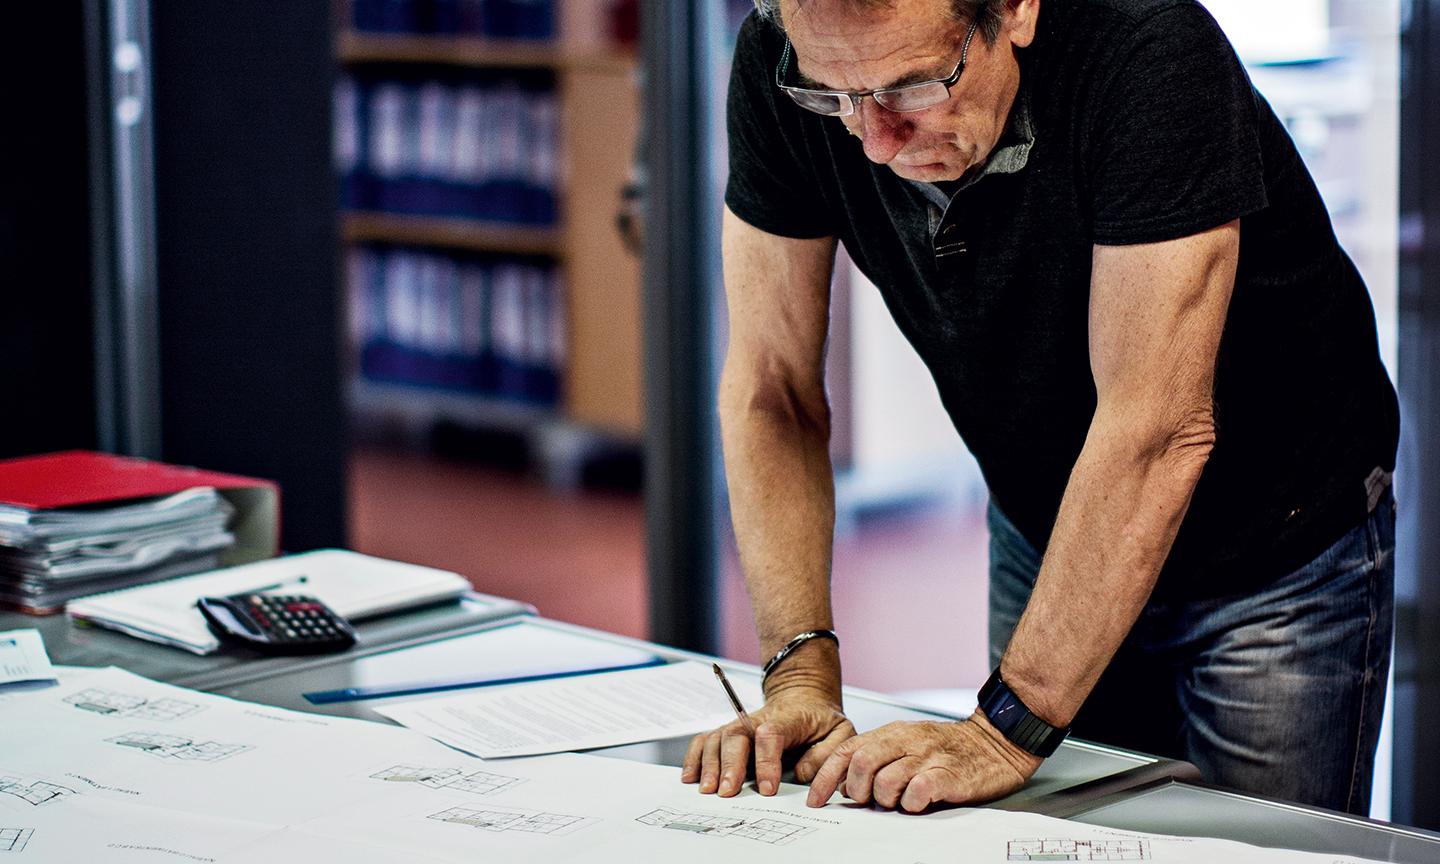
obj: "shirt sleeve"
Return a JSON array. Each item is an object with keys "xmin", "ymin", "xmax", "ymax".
[
  {"xmin": 724, "ymin": 13, "xmax": 837, "ymax": 239},
  {"xmin": 1087, "ymin": 3, "xmax": 1268, "ymax": 246}
]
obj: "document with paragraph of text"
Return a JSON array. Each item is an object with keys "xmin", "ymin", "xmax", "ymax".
[{"xmin": 374, "ymin": 661, "xmax": 765, "ymax": 758}]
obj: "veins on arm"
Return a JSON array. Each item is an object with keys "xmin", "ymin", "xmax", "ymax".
[{"xmin": 997, "ymin": 220, "xmax": 1239, "ymax": 726}]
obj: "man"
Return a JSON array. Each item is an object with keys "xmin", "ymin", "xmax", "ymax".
[{"xmin": 681, "ymin": 0, "xmax": 1399, "ymax": 816}]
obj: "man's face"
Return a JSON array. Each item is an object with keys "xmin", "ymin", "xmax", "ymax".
[{"xmin": 780, "ymin": 0, "xmax": 1029, "ymax": 183}]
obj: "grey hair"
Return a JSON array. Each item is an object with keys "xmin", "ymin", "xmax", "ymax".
[{"xmin": 753, "ymin": 0, "xmax": 1005, "ymax": 44}]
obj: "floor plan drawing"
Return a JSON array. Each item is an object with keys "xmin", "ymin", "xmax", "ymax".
[
  {"xmin": 0, "ymin": 774, "xmax": 75, "ymax": 807},
  {"xmin": 0, "ymin": 828, "xmax": 32, "ymax": 853},
  {"xmin": 65, "ymin": 688, "xmax": 204, "ymax": 721},
  {"xmin": 635, "ymin": 807, "xmax": 815, "ymax": 846},
  {"xmin": 427, "ymin": 806, "xmax": 593, "ymax": 836},
  {"xmin": 370, "ymin": 764, "xmax": 525, "ymax": 797},
  {"xmin": 1007, "ymin": 838, "xmax": 1151, "ymax": 861},
  {"xmin": 106, "ymin": 731, "xmax": 252, "ymax": 762}
]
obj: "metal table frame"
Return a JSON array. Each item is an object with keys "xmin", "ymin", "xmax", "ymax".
[{"xmin": 1059, "ymin": 777, "xmax": 1440, "ymax": 863}]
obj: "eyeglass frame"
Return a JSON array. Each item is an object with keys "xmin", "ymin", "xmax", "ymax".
[{"xmin": 774, "ymin": 19, "xmax": 981, "ymax": 117}]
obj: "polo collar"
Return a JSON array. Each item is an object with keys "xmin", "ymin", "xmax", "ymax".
[{"xmin": 909, "ymin": 84, "xmax": 1035, "ymax": 209}]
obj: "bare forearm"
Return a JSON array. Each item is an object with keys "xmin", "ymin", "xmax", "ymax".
[
  {"xmin": 1000, "ymin": 408, "xmax": 1214, "ymax": 726},
  {"xmin": 719, "ymin": 365, "xmax": 842, "ymax": 697}
]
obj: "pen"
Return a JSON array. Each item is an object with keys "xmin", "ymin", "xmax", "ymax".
[
  {"xmin": 712, "ymin": 663, "xmax": 756, "ymax": 735},
  {"xmin": 250, "ymin": 575, "xmax": 309, "ymax": 593}
]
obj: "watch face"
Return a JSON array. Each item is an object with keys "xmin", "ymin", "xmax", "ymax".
[{"xmin": 979, "ymin": 672, "xmax": 1068, "ymax": 757}]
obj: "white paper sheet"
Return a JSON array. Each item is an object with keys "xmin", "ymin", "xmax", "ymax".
[
  {"xmin": 0, "ymin": 629, "xmax": 55, "ymax": 685},
  {"xmin": 66, "ymin": 549, "xmax": 469, "ymax": 654},
  {"xmin": 0, "ymin": 665, "xmax": 1395, "ymax": 864},
  {"xmin": 373, "ymin": 660, "xmax": 767, "ymax": 758}
]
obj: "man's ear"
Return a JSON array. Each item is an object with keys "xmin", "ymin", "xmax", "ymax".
[{"xmin": 1005, "ymin": 0, "xmax": 1040, "ymax": 48}]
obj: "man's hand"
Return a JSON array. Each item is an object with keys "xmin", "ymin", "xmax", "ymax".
[
  {"xmin": 805, "ymin": 713, "xmax": 1042, "ymax": 811},
  {"xmin": 681, "ymin": 689, "xmax": 855, "ymax": 798}
]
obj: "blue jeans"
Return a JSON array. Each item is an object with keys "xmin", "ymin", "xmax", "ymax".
[{"xmin": 987, "ymin": 492, "xmax": 1395, "ymax": 815}]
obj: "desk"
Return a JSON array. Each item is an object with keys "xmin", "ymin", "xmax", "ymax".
[
  {"xmin": 9, "ymin": 596, "xmax": 1435, "ymax": 859},
  {"xmin": 201, "ymin": 615, "xmax": 1194, "ymax": 815}
]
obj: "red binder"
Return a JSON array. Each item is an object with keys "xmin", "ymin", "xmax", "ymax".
[{"xmin": 0, "ymin": 450, "xmax": 280, "ymax": 563}]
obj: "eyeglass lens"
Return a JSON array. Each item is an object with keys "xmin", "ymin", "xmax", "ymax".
[
  {"xmin": 784, "ymin": 80, "xmax": 952, "ymax": 117},
  {"xmin": 872, "ymin": 81, "xmax": 951, "ymax": 112},
  {"xmin": 788, "ymin": 90, "xmax": 853, "ymax": 115}
]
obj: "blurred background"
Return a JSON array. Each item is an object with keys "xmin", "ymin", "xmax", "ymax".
[{"xmin": 2, "ymin": 0, "xmax": 1438, "ymax": 829}]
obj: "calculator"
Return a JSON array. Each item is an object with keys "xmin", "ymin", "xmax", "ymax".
[{"xmin": 197, "ymin": 592, "xmax": 357, "ymax": 655}]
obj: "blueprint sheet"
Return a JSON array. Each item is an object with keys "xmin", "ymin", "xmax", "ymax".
[{"xmin": 0, "ymin": 666, "xmax": 1391, "ymax": 863}]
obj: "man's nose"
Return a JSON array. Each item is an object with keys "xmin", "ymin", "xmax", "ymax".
[{"xmin": 857, "ymin": 97, "xmax": 912, "ymax": 164}]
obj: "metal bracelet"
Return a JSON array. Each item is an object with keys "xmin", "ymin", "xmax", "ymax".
[{"xmin": 761, "ymin": 629, "xmax": 840, "ymax": 681}]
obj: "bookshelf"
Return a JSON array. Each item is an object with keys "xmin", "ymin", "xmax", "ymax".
[
  {"xmin": 336, "ymin": 0, "xmax": 644, "ymax": 458},
  {"xmin": 337, "ymin": 30, "xmax": 634, "ymax": 73}
]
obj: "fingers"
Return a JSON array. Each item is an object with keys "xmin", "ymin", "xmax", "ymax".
[
  {"xmin": 717, "ymin": 727, "xmax": 753, "ymax": 797},
  {"xmin": 899, "ymin": 766, "xmax": 953, "ymax": 813},
  {"xmin": 752, "ymin": 721, "xmax": 788, "ymax": 796},
  {"xmin": 699, "ymin": 728, "xmax": 723, "ymax": 793},
  {"xmin": 835, "ymin": 736, "xmax": 910, "ymax": 806},
  {"xmin": 680, "ymin": 732, "xmax": 706, "ymax": 784},
  {"xmin": 681, "ymin": 698, "xmax": 859, "ymax": 798},
  {"xmin": 871, "ymin": 756, "xmax": 923, "ymax": 810},
  {"xmin": 804, "ymin": 720, "xmax": 1037, "ymax": 812},
  {"xmin": 806, "ymin": 734, "xmax": 859, "ymax": 807},
  {"xmin": 686, "ymin": 723, "xmax": 755, "ymax": 796},
  {"xmin": 794, "ymin": 719, "xmax": 855, "ymax": 783}
]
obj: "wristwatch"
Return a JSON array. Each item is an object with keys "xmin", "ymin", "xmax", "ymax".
[{"xmin": 976, "ymin": 668, "xmax": 1069, "ymax": 757}]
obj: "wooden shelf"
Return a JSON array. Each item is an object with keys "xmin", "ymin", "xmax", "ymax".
[
  {"xmin": 341, "ymin": 211, "xmax": 562, "ymax": 257},
  {"xmin": 337, "ymin": 30, "xmax": 634, "ymax": 74},
  {"xmin": 350, "ymin": 378, "xmax": 556, "ymax": 430}
]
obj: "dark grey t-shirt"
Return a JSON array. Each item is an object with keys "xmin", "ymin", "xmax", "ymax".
[{"xmin": 725, "ymin": 0, "xmax": 1399, "ymax": 597}]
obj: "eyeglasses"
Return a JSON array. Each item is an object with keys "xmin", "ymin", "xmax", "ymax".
[{"xmin": 775, "ymin": 21, "xmax": 980, "ymax": 117}]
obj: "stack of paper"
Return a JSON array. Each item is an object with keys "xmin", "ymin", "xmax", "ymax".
[
  {"xmin": 67, "ymin": 549, "xmax": 471, "ymax": 654},
  {"xmin": 0, "ymin": 488, "xmax": 234, "ymax": 614}
]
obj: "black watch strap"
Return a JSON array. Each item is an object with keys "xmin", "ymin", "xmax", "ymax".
[{"xmin": 977, "ymin": 668, "xmax": 1069, "ymax": 758}]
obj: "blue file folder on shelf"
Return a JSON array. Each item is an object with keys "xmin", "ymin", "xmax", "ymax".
[
  {"xmin": 302, "ymin": 620, "xmax": 664, "ymax": 704},
  {"xmin": 349, "ymin": 246, "xmax": 564, "ymax": 405},
  {"xmin": 351, "ymin": 0, "xmax": 555, "ymax": 39},
  {"xmin": 336, "ymin": 71, "xmax": 560, "ymax": 225}
]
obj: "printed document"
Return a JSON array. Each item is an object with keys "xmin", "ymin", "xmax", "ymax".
[
  {"xmin": 0, "ymin": 629, "xmax": 55, "ymax": 685},
  {"xmin": 374, "ymin": 660, "xmax": 765, "ymax": 758},
  {"xmin": 0, "ymin": 665, "xmax": 1395, "ymax": 863}
]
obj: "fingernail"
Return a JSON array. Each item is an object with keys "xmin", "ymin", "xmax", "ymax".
[{"xmin": 761, "ymin": 780, "xmax": 775, "ymax": 795}]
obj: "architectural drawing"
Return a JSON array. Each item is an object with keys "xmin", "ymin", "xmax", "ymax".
[
  {"xmin": 634, "ymin": 807, "xmax": 815, "ymax": 846},
  {"xmin": 0, "ymin": 828, "xmax": 32, "ymax": 853},
  {"xmin": 370, "ymin": 764, "xmax": 525, "ymax": 796},
  {"xmin": 106, "ymin": 731, "xmax": 252, "ymax": 762},
  {"xmin": 1008, "ymin": 838, "xmax": 1151, "ymax": 861},
  {"xmin": 65, "ymin": 688, "xmax": 204, "ymax": 721},
  {"xmin": 427, "ymin": 806, "xmax": 593, "ymax": 837},
  {"xmin": 0, "ymin": 774, "xmax": 75, "ymax": 807}
]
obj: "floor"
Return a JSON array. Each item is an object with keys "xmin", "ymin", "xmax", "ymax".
[{"xmin": 348, "ymin": 446, "xmax": 992, "ymax": 698}]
